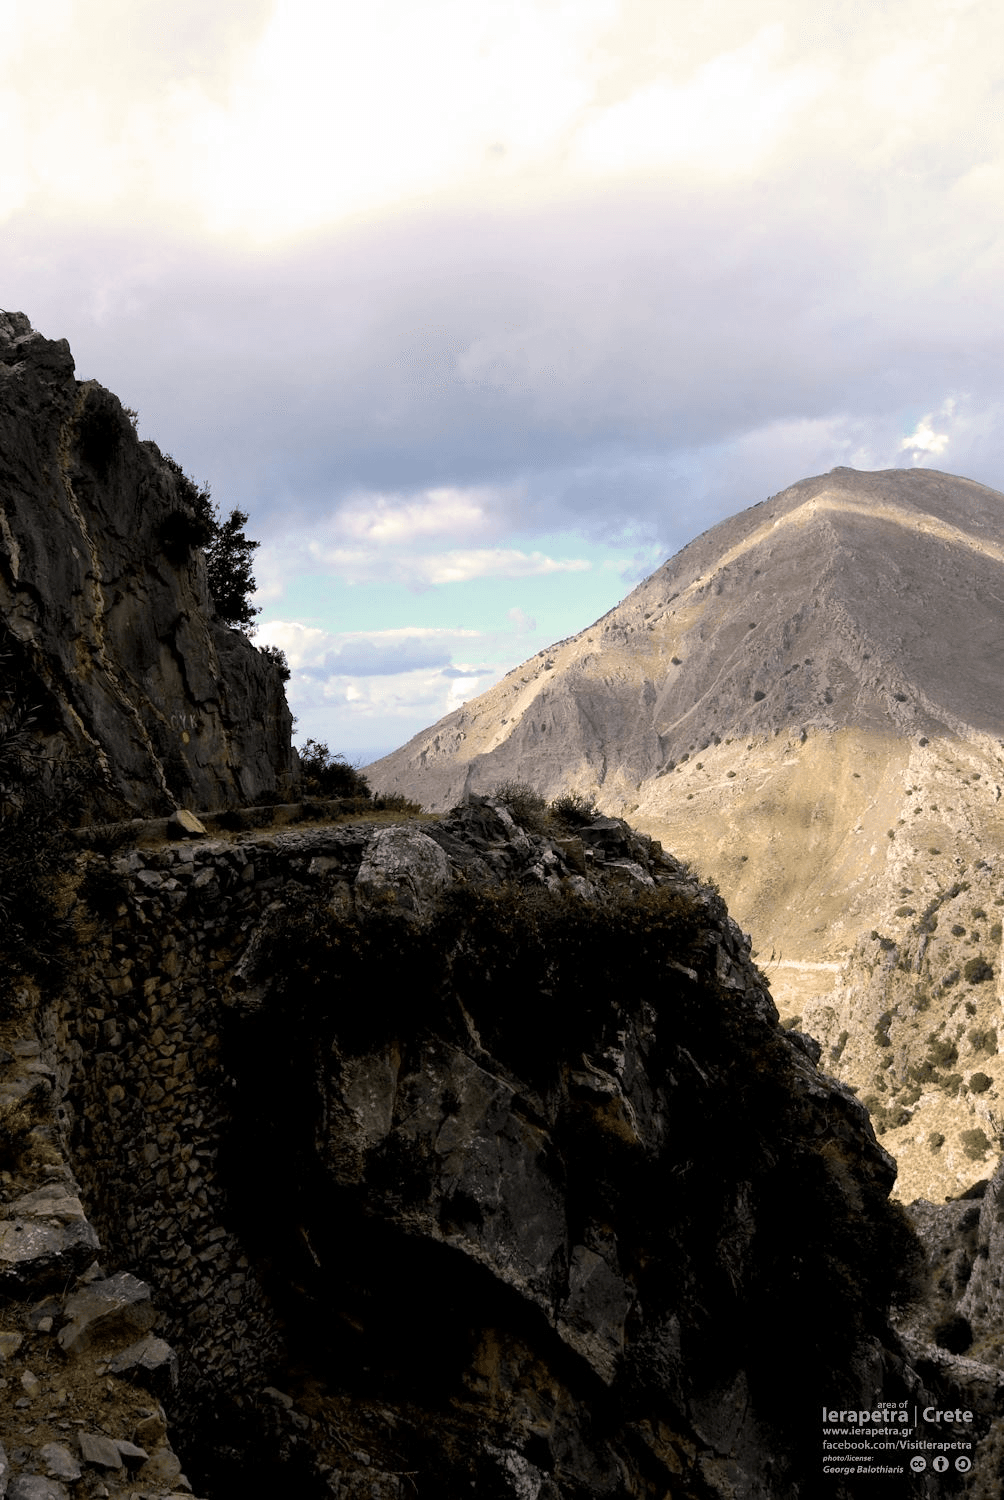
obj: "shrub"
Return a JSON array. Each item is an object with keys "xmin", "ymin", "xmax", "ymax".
[
  {"xmin": 968, "ymin": 1028, "xmax": 997, "ymax": 1055},
  {"xmin": 296, "ymin": 740, "xmax": 371, "ymax": 800},
  {"xmin": 933, "ymin": 1314, "xmax": 972, "ymax": 1353},
  {"xmin": 258, "ymin": 643, "xmax": 291, "ymax": 681},
  {"xmin": 549, "ymin": 790, "xmax": 597, "ymax": 827},
  {"xmin": 372, "ymin": 792, "xmax": 423, "ymax": 815},
  {"xmin": 961, "ymin": 1128, "xmax": 992, "ymax": 1161},
  {"xmin": 928, "ymin": 1038, "xmax": 959, "ymax": 1068},
  {"xmin": 969, "ymin": 1072, "xmax": 993, "ymax": 1094},
  {"xmin": 873, "ymin": 1012, "xmax": 893, "ymax": 1049},
  {"xmin": 964, "ymin": 956, "xmax": 994, "ymax": 985},
  {"xmin": 490, "ymin": 779, "xmax": 548, "ymax": 832},
  {"xmin": 0, "ymin": 1085, "xmax": 52, "ymax": 1172}
]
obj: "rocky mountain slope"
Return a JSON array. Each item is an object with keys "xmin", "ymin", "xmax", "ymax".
[
  {"xmin": 369, "ymin": 467, "xmax": 1004, "ymax": 1201},
  {"xmin": 0, "ymin": 310, "xmax": 294, "ymax": 817}
]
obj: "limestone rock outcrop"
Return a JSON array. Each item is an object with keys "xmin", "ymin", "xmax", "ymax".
[
  {"xmin": 6, "ymin": 798, "xmax": 991, "ymax": 1496},
  {"xmin": 0, "ymin": 310, "xmax": 294, "ymax": 817}
]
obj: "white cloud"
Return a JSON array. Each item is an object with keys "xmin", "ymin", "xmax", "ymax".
[
  {"xmin": 332, "ymin": 486, "xmax": 498, "ymax": 545},
  {"xmin": 260, "ymin": 621, "xmax": 480, "ymax": 671},
  {"xmin": 303, "ymin": 544, "xmax": 590, "ymax": 589},
  {"xmin": 900, "ymin": 418, "xmax": 950, "ymax": 459}
]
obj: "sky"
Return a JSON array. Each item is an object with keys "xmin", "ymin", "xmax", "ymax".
[{"xmin": 4, "ymin": 0, "xmax": 1004, "ymax": 763}]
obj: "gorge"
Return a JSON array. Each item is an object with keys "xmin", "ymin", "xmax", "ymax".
[{"xmin": 3, "ymin": 310, "xmax": 1004, "ymax": 1497}]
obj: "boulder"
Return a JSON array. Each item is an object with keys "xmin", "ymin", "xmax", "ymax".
[
  {"xmin": 57, "ymin": 1271, "xmax": 157, "ymax": 1356},
  {"xmin": 0, "ymin": 1211, "xmax": 100, "ymax": 1295},
  {"xmin": 108, "ymin": 1333, "xmax": 180, "ymax": 1394},
  {"xmin": 355, "ymin": 826, "xmax": 451, "ymax": 915}
]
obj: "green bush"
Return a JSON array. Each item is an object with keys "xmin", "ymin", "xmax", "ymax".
[
  {"xmin": 969, "ymin": 1072, "xmax": 993, "ymax": 1094},
  {"xmin": 968, "ymin": 1028, "xmax": 997, "ymax": 1055},
  {"xmin": 296, "ymin": 739, "xmax": 371, "ymax": 799},
  {"xmin": 873, "ymin": 1012, "xmax": 893, "ymax": 1049},
  {"xmin": 371, "ymin": 792, "xmax": 424, "ymax": 814},
  {"xmin": 964, "ymin": 956, "xmax": 994, "ymax": 984}
]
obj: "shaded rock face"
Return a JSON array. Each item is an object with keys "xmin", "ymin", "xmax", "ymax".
[
  {"xmin": 897, "ymin": 1165, "xmax": 1004, "ymax": 1498},
  {"xmin": 15, "ymin": 797, "xmax": 1004, "ymax": 1493},
  {"xmin": 0, "ymin": 310, "xmax": 294, "ymax": 817},
  {"xmin": 50, "ymin": 797, "xmax": 943, "ymax": 1498}
]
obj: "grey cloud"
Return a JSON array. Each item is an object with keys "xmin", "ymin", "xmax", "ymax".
[
  {"xmin": 297, "ymin": 638, "xmax": 454, "ymax": 679},
  {"xmin": 8, "ymin": 161, "xmax": 1004, "ymax": 572}
]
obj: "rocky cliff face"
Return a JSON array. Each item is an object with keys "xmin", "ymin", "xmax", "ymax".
[
  {"xmin": 3, "ymin": 799, "xmax": 996, "ymax": 1498},
  {"xmin": 0, "ymin": 310, "xmax": 294, "ymax": 817},
  {"xmin": 368, "ymin": 467, "xmax": 1004, "ymax": 1201}
]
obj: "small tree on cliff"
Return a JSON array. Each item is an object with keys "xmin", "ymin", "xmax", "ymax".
[
  {"xmin": 161, "ymin": 458, "xmax": 261, "ymax": 632},
  {"xmin": 205, "ymin": 505, "xmax": 261, "ymax": 632}
]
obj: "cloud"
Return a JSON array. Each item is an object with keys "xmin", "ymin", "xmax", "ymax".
[
  {"xmin": 261, "ymin": 621, "xmax": 481, "ymax": 673},
  {"xmin": 7, "ymin": 0, "xmax": 1004, "ymax": 754},
  {"xmin": 302, "ymin": 544, "xmax": 591, "ymax": 589},
  {"xmin": 506, "ymin": 606, "xmax": 537, "ymax": 633},
  {"xmin": 900, "ymin": 399, "xmax": 958, "ymax": 461},
  {"xmin": 259, "ymin": 614, "xmax": 551, "ymax": 754},
  {"xmin": 571, "ymin": 25, "xmax": 830, "ymax": 181},
  {"xmin": 333, "ymin": 486, "xmax": 499, "ymax": 545}
]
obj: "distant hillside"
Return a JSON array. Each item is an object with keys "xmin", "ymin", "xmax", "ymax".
[{"xmin": 370, "ymin": 466, "xmax": 1004, "ymax": 1199}]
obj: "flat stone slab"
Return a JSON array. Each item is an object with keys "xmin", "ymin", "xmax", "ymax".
[
  {"xmin": 107, "ymin": 1333, "xmax": 179, "ymax": 1393},
  {"xmin": 8, "ymin": 1477, "xmax": 71, "ymax": 1500},
  {"xmin": 0, "ymin": 1215, "xmax": 100, "ymax": 1295},
  {"xmin": 39, "ymin": 1441, "xmax": 82, "ymax": 1481},
  {"xmin": 7, "ymin": 1185, "xmax": 87, "ymax": 1221},
  {"xmin": 58, "ymin": 1270, "xmax": 156, "ymax": 1356},
  {"xmin": 78, "ymin": 1431, "xmax": 123, "ymax": 1469}
]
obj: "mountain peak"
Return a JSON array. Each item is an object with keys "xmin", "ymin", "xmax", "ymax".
[{"xmin": 371, "ymin": 466, "xmax": 1004, "ymax": 1201}]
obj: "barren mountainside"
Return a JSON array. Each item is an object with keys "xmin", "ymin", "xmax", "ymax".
[{"xmin": 370, "ymin": 467, "xmax": 1004, "ymax": 1200}]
